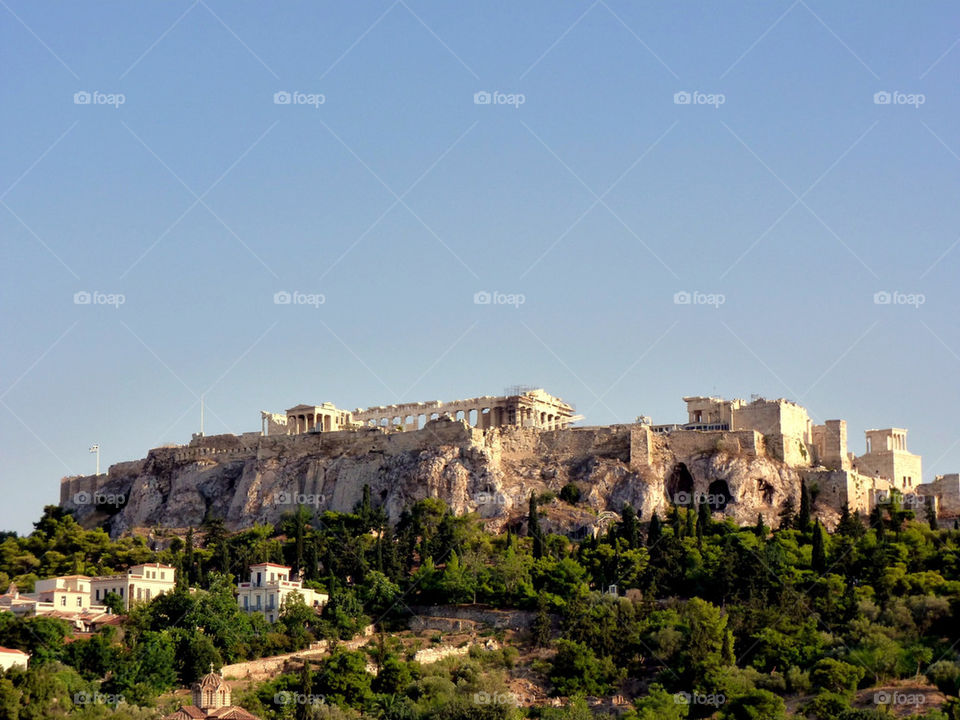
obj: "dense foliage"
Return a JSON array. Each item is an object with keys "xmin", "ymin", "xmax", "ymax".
[{"xmin": 1, "ymin": 489, "xmax": 960, "ymax": 718}]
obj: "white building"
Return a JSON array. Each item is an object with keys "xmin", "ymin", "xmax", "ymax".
[
  {"xmin": 90, "ymin": 563, "xmax": 177, "ymax": 610},
  {"xmin": 236, "ymin": 562, "xmax": 327, "ymax": 623},
  {"xmin": 0, "ymin": 647, "xmax": 29, "ymax": 671}
]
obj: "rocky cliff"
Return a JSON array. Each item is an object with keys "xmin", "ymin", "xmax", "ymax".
[{"xmin": 60, "ymin": 418, "xmax": 815, "ymax": 538}]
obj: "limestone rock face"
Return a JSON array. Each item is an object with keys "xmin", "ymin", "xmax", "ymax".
[{"xmin": 61, "ymin": 419, "xmax": 807, "ymax": 537}]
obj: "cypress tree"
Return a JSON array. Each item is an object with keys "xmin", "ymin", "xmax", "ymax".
[
  {"xmin": 531, "ymin": 592, "xmax": 552, "ymax": 647},
  {"xmin": 926, "ymin": 502, "xmax": 939, "ymax": 531},
  {"xmin": 647, "ymin": 512, "xmax": 662, "ymax": 547},
  {"xmin": 184, "ymin": 527, "xmax": 196, "ymax": 586},
  {"xmin": 754, "ymin": 513, "xmax": 765, "ymax": 539},
  {"xmin": 528, "ymin": 493, "xmax": 544, "ymax": 559},
  {"xmin": 778, "ymin": 498, "xmax": 796, "ymax": 531},
  {"xmin": 620, "ymin": 503, "xmax": 639, "ymax": 549},
  {"xmin": 697, "ymin": 499, "xmax": 711, "ymax": 537},
  {"xmin": 797, "ymin": 479, "xmax": 812, "ymax": 532},
  {"xmin": 685, "ymin": 506, "xmax": 696, "ymax": 538},
  {"xmin": 869, "ymin": 505, "xmax": 885, "ymax": 542},
  {"xmin": 812, "ymin": 519, "xmax": 827, "ymax": 573},
  {"xmin": 669, "ymin": 505, "xmax": 682, "ymax": 538}
]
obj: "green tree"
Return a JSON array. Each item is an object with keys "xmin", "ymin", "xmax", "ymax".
[
  {"xmin": 812, "ymin": 520, "xmax": 827, "ymax": 573},
  {"xmin": 549, "ymin": 639, "xmax": 621, "ymax": 696},
  {"xmin": 528, "ymin": 493, "xmax": 544, "ymax": 560},
  {"xmin": 797, "ymin": 479, "xmax": 811, "ymax": 532}
]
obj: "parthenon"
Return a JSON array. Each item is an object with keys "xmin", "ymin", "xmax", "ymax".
[{"xmin": 261, "ymin": 388, "xmax": 576, "ymax": 436}]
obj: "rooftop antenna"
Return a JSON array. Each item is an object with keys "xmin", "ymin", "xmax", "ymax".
[{"xmin": 200, "ymin": 394, "xmax": 205, "ymax": 437}]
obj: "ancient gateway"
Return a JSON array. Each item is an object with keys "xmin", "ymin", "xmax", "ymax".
[
  {"xmin": 59, "ymin": 389, "xmax": 960, "ymax": 538},
  {"xmin": 260, "ymin": 387, "xmax": 577, "ymax": 435}
]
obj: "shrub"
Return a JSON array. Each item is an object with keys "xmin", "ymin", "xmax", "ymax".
[{"xmin": 559, "ymin": 484, "xmax": 581, "ymax": 505}]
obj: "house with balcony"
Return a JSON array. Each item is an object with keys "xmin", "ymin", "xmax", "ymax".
[{"xmin": 236, "ymin": 562, "xmax": 327, "ymax": 623}]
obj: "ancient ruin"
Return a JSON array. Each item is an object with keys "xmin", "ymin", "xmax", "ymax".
[
  {"xmin": 60, "ymin": 389, "xmax": 960, "ymax": 538},
  {"xmin": 261, "ymin": 387, "xmax": 576, "ymax": 435}
]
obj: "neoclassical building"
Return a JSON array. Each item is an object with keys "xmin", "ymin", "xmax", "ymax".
[{"xmin": 236, "ymin": 562, "xmax": 327, "ymax": 623}]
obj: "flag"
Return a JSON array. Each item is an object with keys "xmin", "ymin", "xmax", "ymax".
[{"xmin": 89, "ymin": 445, "xmax": 99, "ymax": 453}]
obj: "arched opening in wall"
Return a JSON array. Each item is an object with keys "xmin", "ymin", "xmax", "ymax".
[
  {"xmin": 666, "ymin": 463, "xmax": 695, "ymax": 505},
  {"xmin": 707, "ymin": 480, "xmax": 731, "ymax": 511},
  {"xmin": 468, "ymin": 409, "xmax": 477, "ymax": 426}
]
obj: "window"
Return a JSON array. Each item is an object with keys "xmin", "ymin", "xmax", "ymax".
[
  {"xmin": 60, "ymin": 597, "xmax": 66, "ymax": 606},
  {"xmin": 95, "ymin": 590, "xmax": 100, "ymax": 600},
  {"xmin": 145, "ymin": 589, "xmax": 151, "ymax": 601},
  {"xmin": 161, "ymin": 572, "xmax": 166, "ymax": 580},
  {"xmin": 119, "ymin": 587, "xmax": 124, "ymax": 597},
  {"xmin": 243, "ymin": 596, "xmax": 249, "ymax": 609},
  {"xmin": 77, "ymin": 597, "xmax": 82, "ymax": 607}
]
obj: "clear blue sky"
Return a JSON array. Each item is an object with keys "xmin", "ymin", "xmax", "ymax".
[{"xmin": 2, "ymin": 1, "xmax": 959, "ymax": 535}]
